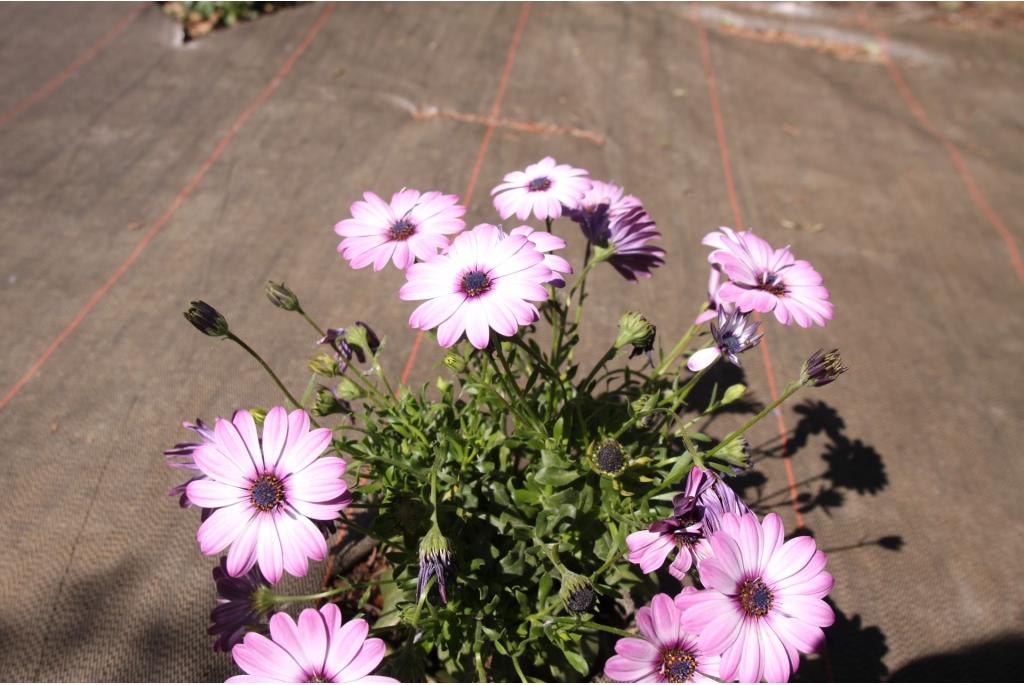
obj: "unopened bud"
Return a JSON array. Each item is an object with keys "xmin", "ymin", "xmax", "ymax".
[
  {"xmin": 249, "ymin": 408, "xmax": 268, "ymax": 427},
  {"xmin": 308, "ymin": 353, "xmax": 339, "ymax": 377},
  {"xmin": 443, "ymin": 352, "xmax": 466, "ymax": 373},
  {"xmin": 559, "ymin": 571, "xmax": 597, "ymax": 614},
  {"xmin": 335, "ymin": 378, "xmax": 361, "ymax": 401},
  {"xmin": 184, "ymin": 301, "xmax": 229, "ymax": 337},
  {"xmin": 417, "ymin": 524, "xmax": 453, "ymax": 605},
  {"xmin": 250, "ymin": 585, "xmax": 276, "ymax": 615},
  {"xmin": 615, "ymin": 311, "xmax": 656, "ymax": 359},
  {"xmin": 802, "ymin": 349, "xmax": 848, "ymax": 387},
  {"xmin": 265, "ymin": 281, "xmax": 300, "ymax": 311},
  {"xmin": 311, "ymin": 386, "xmax": 350, "ymax": 417},
  {"xmin": 346, "ymin": 322, "xmax": 381, "ymax": 360}
]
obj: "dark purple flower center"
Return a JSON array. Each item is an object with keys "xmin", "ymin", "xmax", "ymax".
[
  {"xmin": 527, "ymin": 176, "xmax": 552, "ymax": 192},
  {"xmin": 389, "ymin": 218, "xmax": 416, "ymax": 240},
  {"xmin": 720, "ymin": 334, "xmax": 743, "ymax": 355},
  {"xmin": 660, "ymin": 648, "xmax": 698, "ymax": 683},
  {"xmin": 594, "ymin": 441, "xmax": 624, "ymax": 473},
  {"xmin": 739, "ymin": 577, "xmax": 774, "ymax": 617},
  {"xmin": 461, "ymin": 270, "xmax": 492, "ymax": 297},
  {"xmin": 757, "ymin": 271, "xmax": 788, "ymax": 296},
  {"xmin": 305, "ymin": 674, "xmax": 329, "ymax": 683},
  {"xmin": 249, "ymin": 474, "xmax": 285, "ymax": 512}
]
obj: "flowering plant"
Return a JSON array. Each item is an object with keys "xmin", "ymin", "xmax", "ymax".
[{"xmin": 171, "ymin": 157, "xmax": 846, "ymax": 682}]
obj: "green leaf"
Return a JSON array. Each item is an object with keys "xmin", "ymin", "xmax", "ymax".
[
  {"xmin": 563, "ymin": 648, "xmax": 589, "ymax": 675},
  {"xmin": 533, "ymin": 466, "xmax": 580, "ymax": 487}
]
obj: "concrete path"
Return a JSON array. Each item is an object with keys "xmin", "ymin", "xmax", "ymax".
[{"xmin": 1, "ymin": 2, "xmax": 1021, "ymax": 680}]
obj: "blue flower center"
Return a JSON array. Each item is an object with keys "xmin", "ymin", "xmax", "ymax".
[
  {"xmin": 739, "ymin": 577, "xmax": 774, "ymax": 617},
  {"xmin": 660, "ymin": 648, "xmax": 697, "ymax": 683},
  {"xmin": 757, "ymin": 271, "xmax": 787, "ymax": 296},
  {"xmin": 461, "ymin": 270, "xmax": 492, "ymax": 297},
  {"xmin": 389, "ymin": 218, "xmax": 415, "ymax": 240},
  {"xmin": 720, "ymin": 334, "xmax": 743, "ymax": 355},
  {"xmin": 249, "ymin": 474, "xmax": 284, "ymax": 512},
  {"xmin": 527, "ymin": 176, "xmax": 552, "ymax": 192}
]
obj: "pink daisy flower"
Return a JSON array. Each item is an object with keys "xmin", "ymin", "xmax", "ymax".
[
  {"xmin": 399, "ymin": 223, "xmax": 552, "ymax": 349},
  {"xmin": 335, "ymin": 189, "xmax": 466, "ymax": 271},
  {"xmin": 703, "ymin": 227, "xmax": 832, "ymax": 328},
  {"xmin": 604, "ymin": 593, "xmax": 721, "ymax": 683},
  {"xmin": 626, "ymin": 466, "xmax": 749, "ymax": 580},
  {"xmin": 186, "ymin": 407, "xmax": 352, "ymax": 585},
  {"xmin": 566, "ymin": 180, "xmax": 665, "ymax": 281},
  {"xmin": 508, "ymin": 225, "xmax": 572, "ymax": 286},
  {"xmin": 677, "ymin": 512, "xmax": 835, "ymax": 683},
  {"xmin": 228, "ymin": 604, "xmax": 397, "ymax": 683},
  {"xmin": 491, "ymin": 156, "xmax": 590, "ymax": 221}
]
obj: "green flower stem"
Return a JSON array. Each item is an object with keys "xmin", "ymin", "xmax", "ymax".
[
  {"xmin": 338, "ymin": 363, "xmax": 389, "ymax": 408},
  {"xmin": 590, "ymin": 547, "xmax": 625, "ymax": 581},
  {"xmin": 545, "ymin": 217, "xmax": 553, "ymax": 232},
  {"xmin": 299, "ymin": 309, "xmax": 326, "ymax": 337},
  {"xmin": 300, "ymin": 372, "xmax": 319, "ymax": 407},
  {"xmin": 494, "ymin": 343, "xmax": 545, "ymax": 431},
  {"xmin": 374, "ymin": 357, "xmax": 397, "ymax": 398},
  {"xmin": 576, "ymin": 344, "xmax": 618, "ymax": 393},
  {"xmin": 226, "ymin": 332, "xmax": 312, "ymax": 419},
  {"xmin": 569, "ymin": 242, "xmax": 596, "ymax": 332},
  {"xmin": 652, "ymin": 319, "xmax": 702, "ymax": 378},
  {"xmin": 659, "ymin": 361, "xmax": 716, "ymax": 439},
  {"xmin": 554, "ymin": 618, "xmax": 634, "ymax": 638},
  {"xmin": 510, "ymin": 649, "xmax": 528, "ymax": 684},
  {"xmin": 271, "ymin": 578, "xmax": 396, "ymax": 604},
  {"xmin": 705, "ymin": 379, "xmax": 803, "ymax": 459}
]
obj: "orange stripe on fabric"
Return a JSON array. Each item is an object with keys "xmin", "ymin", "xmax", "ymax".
[
  {"xmin": 397, "ymin": 1, "xmax": 532, "ymax": 388},
  {"xmin": 694, "ymin": 19, "xmax": 805, "ymax": 529},
  {"xmin": 0, "ymin": 4, "xmax": 147, "ymax": 129},
  {"xmin": 0, "ymin": 3, "xmax": 336, "ymax": 413},
  {"xmin": 859, "ymin": 15, "xmax": 1023, "ymax": 283},
  {"xmin": 320, "ymin": 4, "xmax": 533, "ymax": 590}
]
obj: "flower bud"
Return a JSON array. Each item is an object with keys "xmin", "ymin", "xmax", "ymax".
[
  {"xmin": 184, "ymin": 301, "xmax": 229, "ymax": 337},
  {"xmin": 714, "ymin": 436, "xmax": 749, "ymax": 468},
  {"xmin": 559, "ymin": 571, "xmax": 597, "ymax": 614},
  {"xmin": 311, "ymin": 386, "xmax": 351, "ymax": 417},
  {"xmin": 630, "ymin": 394, "xmax": 657, "ymax": 417},
  {"xmin": 249, "ymin": 408, "xmax": 268, "ymax": 427},
  {"xmin": 265, "ymin": 280, "xmax": 300, "ymax": 311},
  {"xmin": 443, "ymin": 352, "xmax": 466, "ymax": 373},
  {"xmin": 589, "ymin": 439, "xmax": 626, "ymax": 476},
  {"xmin": 802, "ymin": 349, "xmax": 848, "ymax": 387},
  {"xmin": 308, "ymin": 353, "xmax": 339, "ymax": 377},
  {"xmin": 335, "ymin": 378, "xmax": 361, "ymax": 401},
  {"xmin": 417, "ymin": 524, "xmax": 453, "ymax": 605},
  {"xmin": 249, "ymin": 585, "xmax": 276, "ymax": 615},
  {"xmin": 346, "ymin": 322, "xmax": 381, "ymax": 361},
  {"xmin": 616, "ymin": 311, "xmax": 656, "ymax": 364}
]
